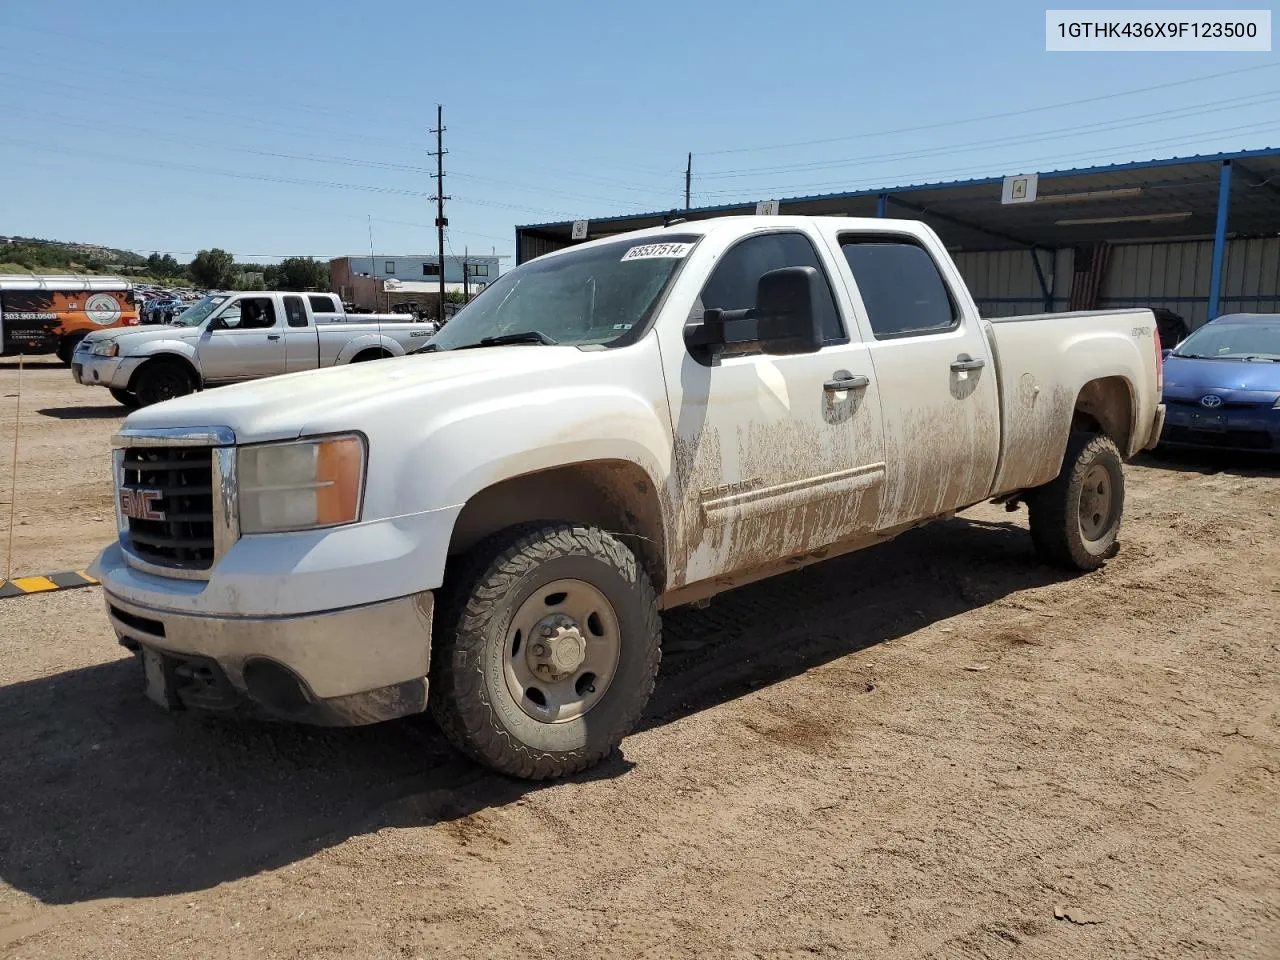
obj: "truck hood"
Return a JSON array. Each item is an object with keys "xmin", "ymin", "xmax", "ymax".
[
  {"xmin": 1163, "ymin": 354, "xmax": 1280, "ymax": 400},
  {"xmin": 82, "ymin": 324, "xmax": 199, "ymax": 346},
  {"xmin": 121, "ymin": 345, "xmax": 598, "ymax": 443}
]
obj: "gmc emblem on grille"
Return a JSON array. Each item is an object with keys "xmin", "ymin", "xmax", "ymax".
[{"xmin": 120, "ymin": 488, "xmax": 166, "ymax": 522}]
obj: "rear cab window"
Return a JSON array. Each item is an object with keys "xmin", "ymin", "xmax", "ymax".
[
  {"xmin": 309, "ymin": 294, "xmax": 339, "ymax": 317},
  {"xmin": 839, "ymin": 236, "xmax": 959, "ymax": 339},
  {"xmin": 283, "ymin": 295, "xmax": 308, "ymax": 328}
]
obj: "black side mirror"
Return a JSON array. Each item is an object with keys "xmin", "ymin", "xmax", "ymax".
[
  {"xmin": 684, "ymin": 265, "xmax": 825, "ymax": 360},
  {"xmin": 754, "ymin": 266, "xmax": 823, "ymax": 356}
]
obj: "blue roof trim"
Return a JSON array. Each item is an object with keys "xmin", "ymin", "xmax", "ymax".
[{"xmin": 515, "ymin": 146, "xmax": 1280, "ymax": 232}]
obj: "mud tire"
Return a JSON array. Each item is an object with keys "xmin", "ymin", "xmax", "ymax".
[
  {"xmin": 430, "ymin": 522, "xmax": 661, "ymax": 780},
  {"xmin": 1028, "ymin": 431, "xmax": 1124, "ymax": 571}
]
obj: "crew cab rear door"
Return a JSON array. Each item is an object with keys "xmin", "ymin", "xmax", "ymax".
[
  {"xmin": 830, "ymin": 228, "xmax": 1000, "ymax": 529},
  {"xmin": 281, "ymin": 294, "xmax": 319, "ymax": 372},
  {"xmin": 660, "ymin": 227, "xmax": 887, "ymax": 587}
]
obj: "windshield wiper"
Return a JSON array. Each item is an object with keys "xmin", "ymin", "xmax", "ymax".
[
  {"xmin": 459, "ymin": 331, "xmax": 559, "ymax": 349},
  {"xmin": 1241, "ymin": 355, "xmax": 1277, "ymax": 362},
  {"xmin": 1173, "ymin": 353, "xmax": 1211, "ymax": 359}
]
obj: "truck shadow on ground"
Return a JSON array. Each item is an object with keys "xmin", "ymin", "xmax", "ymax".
[
  {"xmin": 35, "ymin": 406, "xmax": 128, "ymax": 420},
  {"xmin": 0, "ymin": 515, "xmax": 1068, "ymax": 908}
]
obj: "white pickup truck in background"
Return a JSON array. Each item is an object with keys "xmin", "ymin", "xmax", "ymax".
[
  {"xmin": 92, "ymin": 215, "xmax": 1165, "ymax": 780},
  {"xmin": 72, "ymin": 291, "xmax": 436, "ymax": 406}
]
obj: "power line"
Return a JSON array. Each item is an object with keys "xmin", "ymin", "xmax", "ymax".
[
  {"xmin": 696, "ymin": 89, "xmax": 1280, "ymax": 181},
  {"xmin": 0, "ymin": 137, "xmax": 580, "ymax": 218},
  {"xmin": 701, "ymin": 60, "xmax": 1280, "ymax": 156},
  {"xmin": 695, "ymin": 119, "xmax": 1280, "ymax": 202}
]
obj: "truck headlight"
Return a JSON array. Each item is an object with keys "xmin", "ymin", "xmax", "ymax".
[
  {"xmin": 91, "ymin": 341, "xmax": 119, "ymax": 357},
  {"xmin": 238, "ymin": 434, "xmax": 366, "ymax": 534}
]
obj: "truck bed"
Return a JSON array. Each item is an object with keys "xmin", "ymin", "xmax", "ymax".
[{"xmin": 984, "ymin": 308, "xmax": 1161, "ymax": 496}]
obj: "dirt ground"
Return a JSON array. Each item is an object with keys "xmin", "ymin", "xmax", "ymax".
[{"xmin": 1, "ymin": 358, "xmax": 1277, "ymax": 959}]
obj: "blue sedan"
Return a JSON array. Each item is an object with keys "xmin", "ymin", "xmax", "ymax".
[{"xmin": 1160, "ymin": 313, "xmax": 1280, "ymax": 452}]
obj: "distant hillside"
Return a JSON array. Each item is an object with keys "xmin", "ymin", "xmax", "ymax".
[{"xmin": 0, "ymin": 236, "xmax": 149, "ymax": 275}]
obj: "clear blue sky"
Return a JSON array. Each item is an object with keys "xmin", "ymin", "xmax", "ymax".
[{"xmin": 2, "ymin": 1, "xmax": 1278, "ymax": 266}]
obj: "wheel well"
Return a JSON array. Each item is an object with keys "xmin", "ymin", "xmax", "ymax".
[
  {"xmin": 1072, "ymin": 377, "xmax": 1134, "ymax": 452},
  {"xmin": 448, "ymin": 461, "xmax": 667, "ymax": 592},
  {"xmin": 351, "ymin": 348, "xmax": 392, "ymax": 363},
  {"xmin": 128, "ymin": 354, "xmax": 198, "ymax": 391}
]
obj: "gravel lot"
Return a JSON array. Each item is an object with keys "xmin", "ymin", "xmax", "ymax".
[{"xmin": 1, "ymin": 358, "xmax": 1277, "ymax": 959}]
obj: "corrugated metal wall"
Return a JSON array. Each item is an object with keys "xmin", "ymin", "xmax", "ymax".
[
  {"xmin": 955, "ymin": 237, "xmax": 1280, "ymax": 326},
  {"xmin": 953, "ymin": 248, "xmax": 1073, "ymax": 317},
  {"xmin": 518, "ymin": 233, "xmax": 571, "ymax": 265},
  {"xmin": 1100, "ymin": 237, "xmax": 1280, "ymax": 327}
]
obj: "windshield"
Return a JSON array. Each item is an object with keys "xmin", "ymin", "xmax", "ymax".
[
  {"xmin": 171, "ymin": 295, "xmax": 228, "ymax": 327},
  {"xmin": 426, "ymin": 235, "xmax": 699, "ymax": 351},
  {"xmin": 1174, "ymin": 320, "xmax": 1280, "ymax": 361}
]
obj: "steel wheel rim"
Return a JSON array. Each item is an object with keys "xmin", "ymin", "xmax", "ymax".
[
  {"xmin": 155, "ymin": 373, "xmax": 184, "ymax": 401},
  {"xmin": 502, "ymin": 577, "xmax": 622, "ymax": 723},
  {"xmin": 1078, "ymin": 463, "xmax": 1115, "ymax": 543}
]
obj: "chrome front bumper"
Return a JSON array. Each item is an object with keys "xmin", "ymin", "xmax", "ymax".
[{"xmin": 105, "ymin": 589, "xmax": 434, "ymax": 725}]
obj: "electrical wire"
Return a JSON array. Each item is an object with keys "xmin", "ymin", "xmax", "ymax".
[
  {"xmin": 700, "ymin": 60, "xmax": 1280, "ymax": 156},
  {"xmin": 696, "ymin": 89, "xmax": 1280, "ymax": 181}
]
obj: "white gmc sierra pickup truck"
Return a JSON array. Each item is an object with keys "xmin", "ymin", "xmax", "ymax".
[
  {"xmin": 73, "ymin": 291, "xmax": 433, "ymax": 407},
  {"xmin": 91, "ymin": 216, "xmax": 1165, "ymax": 779}
]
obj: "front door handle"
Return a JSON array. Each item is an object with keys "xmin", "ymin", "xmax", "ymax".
[
  {"xmin": 824, "ymin": 370, "xmax": 870, "ymax": 393},
  {"xmin": 951, "ymin": 354, "xmax": 985, "ymax": 372},
  {"xmin": 267, "ymin": 334, "xmax": 281, "ymax": 341}
]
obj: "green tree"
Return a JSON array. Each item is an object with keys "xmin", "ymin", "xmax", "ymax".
[
  {"xmin": 188, "ymin": 248, "xmax": 237, "ymax": 289},
  {"xmin": 268, "ymin": 256, "xmax": 330, "ymax": 291},
  {"xmin": 146, "ymin": 252, "xmax": 183, "ymax": 278}
]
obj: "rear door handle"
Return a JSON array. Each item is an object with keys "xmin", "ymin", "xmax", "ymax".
[
  {"xmin": 951, "ymin": 354, "xmax": 985, "ymax": 372},
  {"xmin": 267, "ymin": 334, "xmax": 281, "ymax": 341},
  {"xmin": 824, "ymin": 370, "xmax": 870, "ymax": 393}
]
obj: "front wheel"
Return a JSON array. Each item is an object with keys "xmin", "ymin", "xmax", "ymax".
[
  {"xmin": 56, "ymin": 333, "xmax": 86, "ymax": 365},
  {"xmin": 109, "ymin": 387, "xmax": 140, "ymax": 408},
  {"xmin": 431, "ymin": 522, "xmax": 661, "ymax": 779},
  {"xmin": 133, "ymin": 361, "xmax": 194, "ymax": 406},
  {"xmin": 1027, "ymin": 431, "xmax": 1124, "ymax": 571}
]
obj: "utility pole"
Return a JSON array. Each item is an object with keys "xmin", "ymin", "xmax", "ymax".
[
  {"xmin": 684, "ymin": 152, "xmax": 692, "ymax": 210},
  {"xmin": 463, "ymin": 245, "xmax": 470, "ymax": 302},
  {"xmin": 429, "ymin": 104, "xmax": 449, "ymax": 321}
]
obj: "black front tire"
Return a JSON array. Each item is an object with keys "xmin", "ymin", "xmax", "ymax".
[
  {"xmin": 133, "ymin": 361, "xmax": 194, "ymax": 407},
  {"xmin": 109, "ymin": 387, "xmax": 141, "ymax": 409},
  {"xmin": 431, "ymin": 522, "xmax": 661, "ymax": 780},
  {"xmin": 1027, "ymin": 431, "xmax": 1125, "ymax": 571},
  {"xmin": 56, "ymin": 333, "xmax": 86, "ymax": 365}
]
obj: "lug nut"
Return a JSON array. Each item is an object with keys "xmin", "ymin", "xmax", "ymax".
[
  {"xmin": 532, "ymin": 643, "xmax": 547, "ymax": 657},
  {"xmin": 541, "ymin": 626, "xmax": 553, "ymax": 637}
]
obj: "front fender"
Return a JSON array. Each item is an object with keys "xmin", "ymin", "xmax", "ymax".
[
  {"xmin": 355, "ymin": 337, "xmax": 676, "ymax": 556},
  {"xmin": 129, "ymin": 339, "xmax": 200, "ymax": 365}
]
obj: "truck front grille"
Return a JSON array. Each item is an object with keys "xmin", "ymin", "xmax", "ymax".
[{"xmin": 121, "ymin": 446, "xmax": 216, "ymax": 569}]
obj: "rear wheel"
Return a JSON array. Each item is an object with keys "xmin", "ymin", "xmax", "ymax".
[
  {"xmin": 350, "ymin": 349, "xmax": 391, "ymax": 363},
  {"xmin": 109, "ymin": 387, "xmax": 140, "ymax": 409},
  {"xmin": 1027, "ymin": 431, "xmax": 1124, "ymax": 571},
  {"xmin": 430, "ymin": 522, "xmax": 661, "ymax": 779},
  {"xmin": 56, "ymin": 333, "xmax": 86, "ymax": 365},
  {"xmin": 134, "ymin": 361, "xmax": 194, "ymax": 407}
]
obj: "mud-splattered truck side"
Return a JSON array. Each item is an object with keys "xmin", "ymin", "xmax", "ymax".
[{"xmin": 91, "ymin": 216, "xmax": 1166, "ymax": 779}]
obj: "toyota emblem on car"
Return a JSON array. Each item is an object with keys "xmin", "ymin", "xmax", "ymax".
[{"xmin": 1199, "ymin": 394, "xmax": 1224, "ymax": 408}]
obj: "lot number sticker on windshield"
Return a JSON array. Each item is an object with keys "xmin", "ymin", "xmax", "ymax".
[{"xmin": 621, "ymin": 242, "xmax": 694, "ymax": 261}]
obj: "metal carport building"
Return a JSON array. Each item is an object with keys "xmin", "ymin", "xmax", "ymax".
[{"xmin": 514, "ymin": 147, "xmax": 1280, "ymax": 330}]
